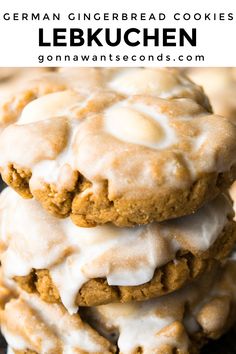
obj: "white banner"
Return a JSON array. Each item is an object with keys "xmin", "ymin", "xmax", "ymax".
[{"xmin": 0, "ymin": 0, "xmax": 235, "ymax": 66}]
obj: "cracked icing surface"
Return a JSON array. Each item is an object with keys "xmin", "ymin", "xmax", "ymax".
[
  {"xmin": 0, "ymin": 69, "xmax": 235, "ymax": 226},
  {"xmin": 0, "ymin": 188, "xmax": 235, "ymax": 313},
  {"xmin": 1, "ymin": 259, "xmax": 236, "ymax": 354}
]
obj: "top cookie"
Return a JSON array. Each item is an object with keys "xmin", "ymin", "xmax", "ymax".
[{"xmin": 0, "ymin": 68, "xmax": 236, "ymax": 227}]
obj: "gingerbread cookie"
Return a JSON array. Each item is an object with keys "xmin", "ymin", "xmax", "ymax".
[
  {"xmin": 1, "ymin": 291, "xmax": 115, "ymax": 354},
  {"xmin": 0, "ymin": 68, "xmax": 235, "ymax": 226},
  {"xmin": 1, "ymin": 259, "xmax": 236, "ymax": 354},
  {"xmin": 0, "ymin": 188, "xmax": 235, "ymax": 313}
]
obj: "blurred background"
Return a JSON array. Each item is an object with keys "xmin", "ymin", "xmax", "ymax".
[{"xmin": 0, "ymin": 68, "xmax": 236, "ymax": 353}]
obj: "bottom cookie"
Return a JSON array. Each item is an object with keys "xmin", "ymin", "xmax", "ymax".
[{"xmin": 1, "ymin": 258, "xmax": 236, "ymax": 354}]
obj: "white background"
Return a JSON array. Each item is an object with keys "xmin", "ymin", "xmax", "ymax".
[{"xmin": 0, "ymin": 0, "xmax": 235, "ymax": 66}]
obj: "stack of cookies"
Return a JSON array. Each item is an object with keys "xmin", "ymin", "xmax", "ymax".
[{"xmin": 0, "ymin": 68, "xmax": 236, "ymax": 354}]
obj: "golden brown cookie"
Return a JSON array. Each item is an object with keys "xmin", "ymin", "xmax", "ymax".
[
  {"xmin": 1, "ymin": 188, "xmax": 235, "ymax": 312},
  {"xmin": 0, "ymin": 68, "xmax": 236, "ymax": 226},
  {"xmin": 2, "ymin": 258, "xmax": 236, "ymax": 354}
]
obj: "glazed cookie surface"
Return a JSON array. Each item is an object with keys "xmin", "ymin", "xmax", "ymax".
[
  {"xmin": 2, "ymin": 259, "xmax": 236, "ymax": 354},
  {"xmin": 0, "ymin": 188, "xmax": 235, "ymax": 313},
  {"xmin": 0, "ymin": 68, "xmax": 52, "ymax": 134},
  {"xmin": 1, "ymin": 68, "xmax": 236, "ymax": 226},
  {"xmin": 1, "ymin": 291, "xmax": 115, "ymax": 354}
]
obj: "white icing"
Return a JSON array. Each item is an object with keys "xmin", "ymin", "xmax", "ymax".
[
  {"xmin": 109, "ymin": 68, "xmax": 180, "ymax": 98},
  {"xmin": 24, "ymin": 293, "xmax": 103, "ymax": 353},
  {"xmin": 0, "ymin": 188, "xmax": 231, "ymax": 314},
  {"xmin": 104, "ymin": 102, "xmax": 177, "ymax": 149},
  {"xmin": 97, "ymin": 300, "xmax": 180, "ymax": 352},
  {"xmin": 18, "ymin": 90, "xmax": 83, "ymax": 124},
  {"xmin": 108, "ymin": 67, "xmax": 205, "ymax": 103},
  {"xmin": 1, "ymin": 329, "xmax": 29, "ymax": 351},
  {"xmin": 29, "ymin": 119, "xmax": 80, "ymax": 191},
  {"xmin": 2, "ymin": 291, "xmax": 106, "ymax": 354},
  {"xmin": 165, "ymin": 195, "xmax": 231, "ymax": 251},
  {"xmin": 192, "ymin": 130, "xmax": 208, "ymax": 151},
  {"xmin": 2, "ymin": 260, "xmax": 236, "ymax": 354},
  {"xmin": 92, "ymin": 261, "xmax": 236, "ymax": 353}
]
